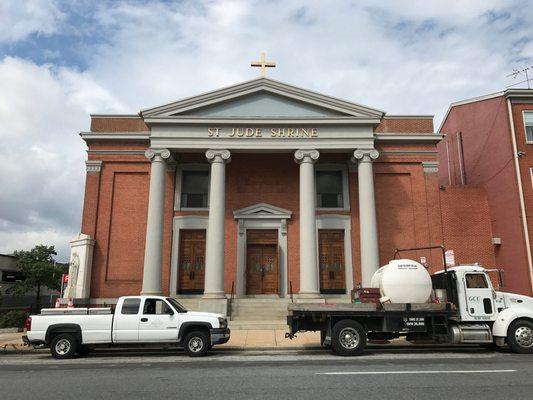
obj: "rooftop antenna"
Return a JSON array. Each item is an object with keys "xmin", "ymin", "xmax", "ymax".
[{"xmin": 506, "ymin": 66, "xmax": 533, "ymax": 89}]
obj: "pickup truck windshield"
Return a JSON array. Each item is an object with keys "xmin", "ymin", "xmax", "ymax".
[{"xmin": 166, "ymin": 298, "xmax": 187, "ymax": 313}]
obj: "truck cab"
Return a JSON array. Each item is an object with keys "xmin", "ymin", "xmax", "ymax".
[{"xmin": 432, "ymin": 265, "xmax": 533, "ymax": 352}]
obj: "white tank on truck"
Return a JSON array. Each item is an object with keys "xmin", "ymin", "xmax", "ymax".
[{"xmin": 370, "ymin": 259, "xmax": 432, "ymax": 303}]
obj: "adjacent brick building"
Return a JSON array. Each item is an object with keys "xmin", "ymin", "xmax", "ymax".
[
  {"xmin": 438, "ymin": 89, "xmax": 533, "ymax": 296},
  {"xmin": 65, "ymin": 78, "xmax": 500, "ymax": 313}
]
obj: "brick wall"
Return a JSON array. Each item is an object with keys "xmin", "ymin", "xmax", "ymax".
[
  {"xmin": 90, "ymin": 117, "xmax": 149, "ymax": 132},
  {"xmin": 439, "ymin": 97, "xmax": 532, "ymax": 295},
  {"xmin": 439, "ymin": 186, "xmax": 497, "ymax": 270},
  {"xmin": 375, "ymin": 118, "xmax": 434, "ymax": 133}
]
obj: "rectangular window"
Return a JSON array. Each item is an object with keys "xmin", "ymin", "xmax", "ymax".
[
  {"xmin": 465, "ymin": 273, "xmax": 488, "ymax": 289},
  {"xmin": 121, "ymin": 298, "xmax": 141, "ymax": 314},
  {"xmin": 181, "ymin": 170, "xmax": 208, "ymax": 208},
  {"xmin": 524, "ymin": 111, "xmax": 533, "ymax": 142},
  {"xmin": 143, "ymin": 298, "xmax": 172, "ymax": 315},
  {"xmin": 316, "ymin": 170, "xmax": 343, "ymax": 208}
]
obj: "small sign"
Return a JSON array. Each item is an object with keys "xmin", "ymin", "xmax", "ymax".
[
  {"xmin": 402, "ymin": 317, "xmax": 426, "ymax": 332},
  {"xmin": 445, "ymin": 250, "xmax": 455, "ymax": 267}
]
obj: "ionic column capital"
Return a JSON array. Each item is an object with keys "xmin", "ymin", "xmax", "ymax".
[
  {"xmin": 294, "ymin": 149, "xmax": 320, "ymax": 164},
  {"xmin": 352, "ymin": 149, "xmax": 379, "ymax": 163},
  {"xmin": 206, "ymin": 149, "xmax": 231, "ymax": 164},
  {"xmin": 145, "ymin": 148, "xmax": 173, "ymax": 163}
]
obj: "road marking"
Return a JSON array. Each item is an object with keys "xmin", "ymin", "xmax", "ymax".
[{"xmin": 317, "ymin": 369, "xmax": 516, "ymax": 375}]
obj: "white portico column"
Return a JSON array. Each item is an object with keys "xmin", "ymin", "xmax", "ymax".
[
  {"xmin": 294, "ymin": 149, "xmax": 320, "ymax": 297},
  {"xmin": 203, "ymin": 149, "xmax": 231, "ymax": 299},
  {"xmin": 141, "ymin": 148, "xmax": 173, "ymax": 295},
  {"xmin": 352, "ymin": 149, "xmax": 380, "ymax": 286}
]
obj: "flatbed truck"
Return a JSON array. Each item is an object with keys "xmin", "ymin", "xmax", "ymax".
[{"xmin": 286, "ymin": 264, "xmax": 533, "ymax": 356}]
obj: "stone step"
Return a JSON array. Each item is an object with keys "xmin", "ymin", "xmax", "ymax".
[
  {"xmin": 232, "ymin": 299, "xmax": 291, "ymax": 303},
  {"xmin": 229, "ymin": 320, "xmax": 289, "ymax": 330}
]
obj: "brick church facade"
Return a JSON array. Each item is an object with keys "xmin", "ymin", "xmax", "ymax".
[{"xmin": 67, "ymin": 78, "xmax": 501, "ymax": 313}]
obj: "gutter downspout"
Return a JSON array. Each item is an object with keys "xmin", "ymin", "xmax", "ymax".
[
  {"xmin": 445, "ymin": 137, "xmax": 452, "ymax": 185},
  {"xmin": 506, "ymin": 99, "xmax": 533, "ymax": 293}
]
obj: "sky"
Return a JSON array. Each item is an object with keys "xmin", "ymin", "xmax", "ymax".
[{"xmin": 0, "ymin": 0, "xmax": 532, "ymax": 260}]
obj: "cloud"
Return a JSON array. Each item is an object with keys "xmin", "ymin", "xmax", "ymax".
[
  {"xmin": 0, "ymin": 57, "xmax": 121, "ymax": 257},
  {"xmin": 0, "ymin": 0, "xmax": 532, "ymax": 259},
  {"xmin": 0, "ymin": 0, "xmax": 65, "ymax": 43}
]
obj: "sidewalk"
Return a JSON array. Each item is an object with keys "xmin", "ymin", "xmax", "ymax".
[{"xmin": 0, "ymin": 330, "xmax": 322, "ymax": 353}]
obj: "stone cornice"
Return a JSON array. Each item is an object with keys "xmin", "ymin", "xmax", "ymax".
[
  {"xmin": 85, "ymin": 160, "xmax": 103, "ymax": 173},
  {"xmin": 144, "ymin": 117, "xmax": 382, "ymax": 125},
  {"xmin": 374, "ymin": 133, "xmax": 441, "ymax": 143},
  {"xmin": 80, "ymin": 132, "xmax": 150, "ymax": 141},
  {"xmin": 422, "ymin": 161, "xmax": 439, "ymax": 173}
]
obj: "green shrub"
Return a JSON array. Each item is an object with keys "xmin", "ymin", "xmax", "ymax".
[{"xmin": 0, "ymin": 310, "xmax": 29, "ymax": 329}]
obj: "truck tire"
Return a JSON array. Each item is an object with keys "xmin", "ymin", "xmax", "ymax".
[
  {"xmin": 184, "ymin": 330, "xmax": 210, "ymax": 357},
  {"xmin": 507, "ymin": 319, "xmax": 533, "ymax": 354},
  {"xmin": 332, "ymin": 320, "xmax": 366, "ymax": 356},
  {"xmin": 50, "ymin": 333, "xmax": 78, "ymax": 359}
]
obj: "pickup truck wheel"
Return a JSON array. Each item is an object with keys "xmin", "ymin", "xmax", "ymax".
[
  {"xmin": 51, "ymin": 333, "xmax": 78, "ymax": 359},
  {"xmin": 508, "ymin": 319, "xmax": 533, "ymax": 354},
  {"xmin": 332, "ymin": 320, "xmax": 366, "ymax": 357},
  {"xmin": 184, "ymin": 331, "xmax": 209, "ymax": 357}
]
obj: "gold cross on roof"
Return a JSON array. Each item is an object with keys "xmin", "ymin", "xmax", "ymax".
[{"xmin": 251, "ymin": 52, "xmax": 276, "ymax": 77}]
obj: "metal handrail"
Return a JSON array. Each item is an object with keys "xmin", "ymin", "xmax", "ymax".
[
  {"xmin": 289, "ymin": 281, "xmax": 294, "ymax": 303},
  {"xmin": 228, "ymin": 281, "xmax": 235, "ymax": 321},
  {"xmin": 393, "ymin": 245, "xmax": 447, "ymax": 272}
]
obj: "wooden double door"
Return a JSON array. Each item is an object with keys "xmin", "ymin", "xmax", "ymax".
[
  {"xmin": 177, "ymin": 230, "xmax": 206, "ymax": 294},
  {"xmin": 246, "ymin": 230, "xmax": 279, "ymax": 295},
  {"xmin": 319, "ymin": 230, "xmax": 346, "ymax": 294}
]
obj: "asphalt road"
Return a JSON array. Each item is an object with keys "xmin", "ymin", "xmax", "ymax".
[{"xmin": 1, "ymin": 347, "xmax": 533, "ymax": 400}]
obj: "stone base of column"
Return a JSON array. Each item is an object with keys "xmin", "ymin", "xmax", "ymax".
[
  {"xmin": 199, "ymin": 298, "xmax": 228, "ymax": 316},
  {"xmin": 297, "ymin": 292, "xmax": 322, "ymax": 299},
  {"xmin": 140, "ymin": 290, "xmax": 163, "ymax": 296}
]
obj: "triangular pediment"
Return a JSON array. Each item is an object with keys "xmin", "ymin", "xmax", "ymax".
[
  {"xmin": 177, "ymin": 91, "xmax": 347, "ymax": 118},
  {"xmin": 141, "ymin": 78, "xmax": 384, "ymax": 120},
  {"xmin": 234, "ymin": 203, "xmax": 292, "ymax": 219}
]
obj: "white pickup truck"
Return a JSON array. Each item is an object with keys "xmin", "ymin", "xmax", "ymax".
[{"xmin": 22, "ymin": 295, "xmax": 230, "ymax": 359}]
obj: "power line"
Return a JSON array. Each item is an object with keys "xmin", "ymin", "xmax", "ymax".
[{"xmin": 507, "ymin": 66, "xmax": 533, "ymax": 89}]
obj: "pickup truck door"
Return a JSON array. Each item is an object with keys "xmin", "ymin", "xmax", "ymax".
[
  {"xmin": 138, "ymin": 298, "xmax": 180, "ymax": 342},
  {"xmin": 463, "ymin": 273, "xmax": 495, "ymax": 320},
  {"xmin": 113, "ymin": 298, "xmax": 141, "ymax": 342}
]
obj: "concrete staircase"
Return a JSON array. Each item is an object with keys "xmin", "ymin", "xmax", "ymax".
[
  {"xmin": 173, "ymin": 295, "xmax": 352, "ymax": 330},
  {"xmin": 229, "ymin": 298, "xmax": 291, "ymax": 330},
  {"xmin": 172, "ymin": 297, "xmax": 201, "ymax": 312}
]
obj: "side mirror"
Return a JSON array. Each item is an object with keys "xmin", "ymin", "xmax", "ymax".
[{"xmin": 167, "ymin": 308, "xmax": 175, "ymax": 316}]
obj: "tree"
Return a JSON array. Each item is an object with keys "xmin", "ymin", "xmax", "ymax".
[{"xmin": 7, "ymin": 245, "xmax": 66, "ymax": 310}]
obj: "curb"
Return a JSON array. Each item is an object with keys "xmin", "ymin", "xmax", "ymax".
[{"xmin": 0, "ymin": 328, "xmax": 21, "ymax": 334}]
